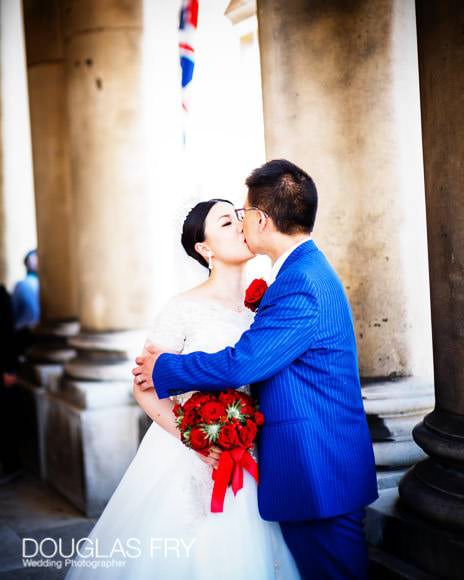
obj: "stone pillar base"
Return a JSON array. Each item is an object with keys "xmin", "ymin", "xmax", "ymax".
[
  {"xmin": 25, "ymin": 320, "xmax": 80, "ymax": 388},
  {"xmin": 44, "ymin": 391, "xmax": 140, "ymax": 516},
  {"xmin": 13, "ymin": 378, "xmax": 46, "ymax": 478},
  {"xmin": 44, "ymin": 330, "xmax": 148, "ymax": 516},
  {"xmin": 366, "ymin": 487, "xmax": 464, "ymax": 579},
  {"xmin": 362, "ymin": 377, "xmax": 434, "ymax": 487},
  {"xmin": 398, "ymin": 409, "xmax": 464, "ymax": 532},
  {"xmin": 12, "ymin": 321, "xmax": 80, "ymax": 478}
]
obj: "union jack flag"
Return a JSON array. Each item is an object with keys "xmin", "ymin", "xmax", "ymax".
[{"xmin": 179, "ymin": 0, "xmax": 199, "ymax": 114}]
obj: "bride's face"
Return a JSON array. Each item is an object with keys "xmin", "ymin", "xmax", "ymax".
[{"xmin": 202, "ymin": 202, "xmax": 255, "ymax": 266}]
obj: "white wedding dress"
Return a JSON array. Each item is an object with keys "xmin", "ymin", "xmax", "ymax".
[{"xmin": 65, "ymin": 295, "xmax": 300, "ymax": 580}]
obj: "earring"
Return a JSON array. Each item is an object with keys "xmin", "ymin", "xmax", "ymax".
[{"xmin": 207, "ymin": 253, "xmax": 213, "ymax": 270}]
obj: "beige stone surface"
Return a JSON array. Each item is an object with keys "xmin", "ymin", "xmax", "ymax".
[
  {"xmin": 23, "ymin": 0, "xmax": 78, "ymax": 321},
  {"xmin": 62, "ymin": 0, "xmax": 142, "ymax": 37},
  {"xmin": 26, "ymin": 65, "xmax": 78, "ymax": 320},
  {"xmin": 257, "ymin": 0, "xmax": 433, "ymax": 378},
  {"xmin": 225, "ymin": 0, "xmax": 257, "ymax": 24},
  {"xmin": 22, "ymin": 0, "xmax": 64, "ymax": 65},
  {"xmin": 64, "ymin": 0, "xmax": 155, "ymax": 330}
]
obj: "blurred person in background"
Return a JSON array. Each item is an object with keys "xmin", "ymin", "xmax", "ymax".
[
  {"xmin": 12, "ymin": 249, "xmax": 40, "ymax": 331},
  {"xmin": 12, "ymin": 249, "xmax": 40, "ymax": 361}
]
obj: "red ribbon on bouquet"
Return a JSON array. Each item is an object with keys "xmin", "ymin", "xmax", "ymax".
[{"xmin": 210, "ymin": 447, "xmax": 259, "ymax": 513}]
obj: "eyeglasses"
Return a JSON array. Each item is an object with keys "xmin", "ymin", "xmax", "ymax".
[{"xmin": 234, "ymin": 207, "xmax": 268, "ymax": 222}]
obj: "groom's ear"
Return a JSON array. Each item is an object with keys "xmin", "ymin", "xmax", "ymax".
[{"xmin": 258, "ymin": 211, "xmax": 269, "ymax": 232}]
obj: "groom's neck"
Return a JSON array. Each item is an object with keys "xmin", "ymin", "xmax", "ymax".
[{"xmin": 267, "ymin": 232, "xmax": 312, "ymax": 265}]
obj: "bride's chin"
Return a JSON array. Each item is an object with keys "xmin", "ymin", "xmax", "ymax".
[{"xmin": 231, "ymin": 255, "xmax": 254, "ymax": 266}]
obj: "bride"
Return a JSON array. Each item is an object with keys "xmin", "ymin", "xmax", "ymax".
[{"xmin": 65, "ymin": 199, "xmax": 300, "ymax": 579}]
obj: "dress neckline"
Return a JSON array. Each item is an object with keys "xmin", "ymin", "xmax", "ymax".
[{"xmin": 176, "ymin": 294, "xmax": 250, "ymax": 316}]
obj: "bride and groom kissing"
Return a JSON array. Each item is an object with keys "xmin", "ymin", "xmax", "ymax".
[{"xmin": 67, "ymin": 159, "xmax": 378, "ymax": 580}]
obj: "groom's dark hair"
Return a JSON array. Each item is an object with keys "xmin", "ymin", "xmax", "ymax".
[{"xmin": 245, "ymin": 159, "xmax": 318, "ymax": 234}]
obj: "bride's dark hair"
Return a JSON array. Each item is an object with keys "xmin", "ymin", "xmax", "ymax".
[{"xmin": 181, "ymin": 199, "xmax": 233, "ymax": 268}]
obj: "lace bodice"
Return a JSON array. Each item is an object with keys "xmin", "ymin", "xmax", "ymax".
[
  {"xmin": 146, "ymin": 294, "xmax": 255, "ymax": 404},
  {"xmin": 144, "ymin": 295, "xmax": 256, "ymax": 520}
]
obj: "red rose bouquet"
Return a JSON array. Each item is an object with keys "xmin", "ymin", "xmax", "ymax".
[
  {"xmin": 173, "ymin": 389, "xmax": 264, "ymax": 512},
  {"xmin": 244, "ymin": 278, "xmax": 268, "ymax": 312}
]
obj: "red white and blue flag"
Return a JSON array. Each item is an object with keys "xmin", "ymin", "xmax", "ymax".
[{"xmin": 179, "ymin": 0, "xmax": 199, "ymax": 114}]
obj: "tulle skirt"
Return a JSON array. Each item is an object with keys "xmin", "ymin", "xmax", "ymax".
[{"xmin": 64, "ymin": 420, "xmax": 300, "ymax": 579}]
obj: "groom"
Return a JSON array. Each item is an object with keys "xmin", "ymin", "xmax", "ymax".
[{"xmin": 133, "ymin": 159, "xmax": 378, "ymax": 578}]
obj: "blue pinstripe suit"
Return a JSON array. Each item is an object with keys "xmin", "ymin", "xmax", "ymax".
[{"xmin": 154, "ymin": 240, "xmax": 378, "ymax": 576}]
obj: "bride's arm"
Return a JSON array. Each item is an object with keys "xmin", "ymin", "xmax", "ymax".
[
  {"xmin": 132, "ymin": 298, "xmax": 187, "ymax": 440},
  {"xmin": 132, "ymin": 380, "xmax": 180, "ymax": 440},
  {"xmin": 132, "ymin": 363, "xmax": 221, "ymax": 466},
  {"xmin": 132, "ymin": 297, "xmax": 221, "ymax": 465}
]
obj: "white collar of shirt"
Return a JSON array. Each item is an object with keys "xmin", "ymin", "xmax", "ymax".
[{"xmin": 266, "ymin": 237, "xmax": 312, "ymax": 285}]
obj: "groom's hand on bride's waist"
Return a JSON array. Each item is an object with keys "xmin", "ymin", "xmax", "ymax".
[{"xmin": 132, "ymin": 343, "xmax": 176, "ymax": 391}]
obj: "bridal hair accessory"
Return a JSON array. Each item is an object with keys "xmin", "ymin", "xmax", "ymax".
[
  {"xmin": 171, "ymin": 193, "xmax": 207, "ymax": 236},
  {"xmin": 244, "ymin": 279, "xmax": 269, "ymax": 312},
  {"xmin": 173, "ymin": 389, "xmax": 264, "ymax": 513}
]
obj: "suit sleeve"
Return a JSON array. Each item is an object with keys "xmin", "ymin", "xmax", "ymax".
[{"xmin": 153, "ymin": 271, "xmax": 320, "ymax": 399}]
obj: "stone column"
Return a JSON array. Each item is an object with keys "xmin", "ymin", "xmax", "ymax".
[
  {"xmin": 23, "ymin": 0, "xmax": 78, "ymax": 326},
  {"xmin": 63, "ymin": 0, "xmax": 156, "ymax": 333},
  {"xmin": 399, "ymin": 1, "xmax": 464, "ymax": 531},
  {"xmin": 257, "ymin": 0, "xmax": 434, "ymax": 483},
  {"xmin": 42, "ymin": 0, "xmax": 156, "ymax": 516},
  {"xmin": 23, "ymin": 0, "xmax": 79, "ymax": 377}
]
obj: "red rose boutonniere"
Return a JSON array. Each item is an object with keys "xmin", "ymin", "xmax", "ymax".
[{"xmin": 244, "ymin": 278, "xmax": 268, "ymax": 312}]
